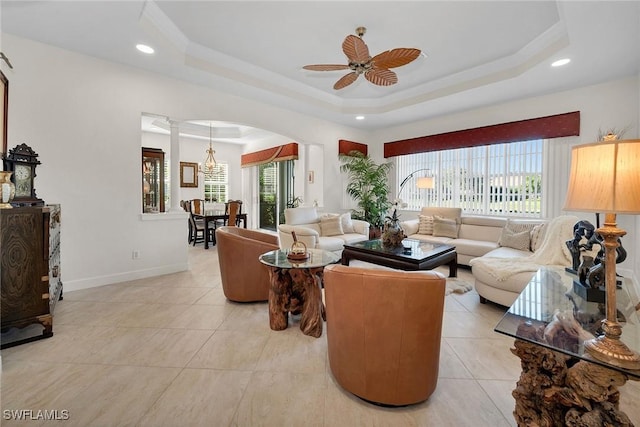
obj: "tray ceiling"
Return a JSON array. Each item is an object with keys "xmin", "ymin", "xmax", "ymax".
[{"xmin": 2, "ymin": 1, "xmax": 639, "ymax": 130}]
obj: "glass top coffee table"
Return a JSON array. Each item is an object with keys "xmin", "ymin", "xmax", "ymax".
[{"xmin": 341, "ymin": 238, "xmax": 457, "ymax": 277}]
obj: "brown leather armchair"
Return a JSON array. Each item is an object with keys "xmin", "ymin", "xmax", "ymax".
[
  {"xmin": 215, "ymin": 226, "xmax": 279, "ymax": 302},
  {"xmin": 323, "ymin": 264, "xmax": 446, "ymax": 406}
]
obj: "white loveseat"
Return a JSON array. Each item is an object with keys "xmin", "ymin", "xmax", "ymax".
[{"xmin": 277, "ymin": 207, "xmax": 370, "ymax": 254}]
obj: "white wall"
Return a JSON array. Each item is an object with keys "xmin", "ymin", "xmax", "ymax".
[{"xmin": 1, "ymin": 33, "xmax": 367, "ymax": 291}]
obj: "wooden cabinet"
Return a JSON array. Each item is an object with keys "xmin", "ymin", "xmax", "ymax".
[
  {"xmin": 142, "ymin": 147, "xmax": 165, "ymax": 213},
  {"xmin": 48, "ymin": 204, "xmax": 62, "ymax": 312},
  {"xmin": 1, "ymin": 205, "xmax": 62, "ymax": 348}
]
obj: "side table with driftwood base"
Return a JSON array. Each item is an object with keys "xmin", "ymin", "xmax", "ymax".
[
  {"xmin": 259, "ymin": 248, "xmax": 339, "ymax": 338},
  {"xmin": 511, "ymin": 325, "xmax": 636, "ymax": 426},
  {"xmin": 495, "ymin": 268, "xmax": 640, "ymax": 426}
]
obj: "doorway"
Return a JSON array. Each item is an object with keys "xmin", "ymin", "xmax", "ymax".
[{"xmin": 258, "ymin": 160, "xmax": 295, "ymax": 231}]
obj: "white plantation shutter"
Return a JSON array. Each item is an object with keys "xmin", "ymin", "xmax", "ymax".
[
  {"xmin": 396, "ymin": 140, "xmax": 543, "ymax": 217},
  {"xmin": 204, "ymin": 163, "xmax": 229, "ymax": 202}
]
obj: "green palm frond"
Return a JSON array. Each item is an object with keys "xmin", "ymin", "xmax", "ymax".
[{"xmin": 339, "ymin": 151, "xmax": 393, "ymax": 227}]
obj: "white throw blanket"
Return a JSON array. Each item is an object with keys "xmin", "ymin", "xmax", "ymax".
[{"xmin": 469, "ymin": 215, "xmax": 579, "ymax": 281}]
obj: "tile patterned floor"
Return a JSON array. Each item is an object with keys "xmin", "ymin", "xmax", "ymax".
[{"xmin": 1, "ymin": 244, "xmax": 639, "ymax": 426}]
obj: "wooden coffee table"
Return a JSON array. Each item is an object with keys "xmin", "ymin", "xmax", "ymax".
[{"xmin": 341, "ymin": 239, "xmax": 457, "ymax": 277}]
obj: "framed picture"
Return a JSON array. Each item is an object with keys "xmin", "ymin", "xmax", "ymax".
[
  {"xmin": 1, "ymin": 69, "xmax": 7, "ymax": 158},
  {"xmin": 180, "ymin": 162, "xmax": 198, "ymax": 187}
]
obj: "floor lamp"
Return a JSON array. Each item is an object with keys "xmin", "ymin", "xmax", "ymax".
[
  {"xmin": 563, "ymin": 139, "xmax": 640, "ymax": 370},
  {"xmin": 396, "ymin": 169, "xmax": 434, "ymax": 208}
]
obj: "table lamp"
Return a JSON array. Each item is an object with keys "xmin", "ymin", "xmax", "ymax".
[{"xmin": 563, "ymin": 139, "xmax": 640, "ymax": 369}]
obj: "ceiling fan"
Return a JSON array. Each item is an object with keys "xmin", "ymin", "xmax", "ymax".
[{"xmin": 303, "ymin": 27, "xmax": 421, "ymax": 90}]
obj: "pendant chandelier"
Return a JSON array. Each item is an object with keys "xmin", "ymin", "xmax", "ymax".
[{"xmin": 201, "ymin": 124, "xmax": 217, "ymax": 174}]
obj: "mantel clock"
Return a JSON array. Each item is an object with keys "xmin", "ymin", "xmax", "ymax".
[{"xmin": 2, "ymin": 143, "xmax": 44, "ymax": 207}]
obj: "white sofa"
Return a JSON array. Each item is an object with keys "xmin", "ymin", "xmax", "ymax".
[
  {"xmin": 401, "ymin": 207, "xmax": 546, "ymax": 266},
  {"xmin": 469, "ymin": 215, "xmax": 578, "ymax": 306},
  {"xmin": 400, "ymin": 207, "xmax": 569, "ymax": 306},
  {"xmin": 277, "ymin": 207, "xmax": 370, "ymax": 254}
]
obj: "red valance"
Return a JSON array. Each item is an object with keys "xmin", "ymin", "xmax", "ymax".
[
  {"xmin": 338, "ymin": 140, "xmax": 368, "ymax": 156},
  {"xmin": 384, "ymin": 111, "xmax": 580, "ymax": 158},
  {"xmin": 241, "ymin": 142, "xmax": 298, "ymax": 168}
]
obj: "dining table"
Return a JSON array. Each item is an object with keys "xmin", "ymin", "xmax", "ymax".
[{"xmin": 192, "ymin": 209, "xmax": 247, "ymax": 249}]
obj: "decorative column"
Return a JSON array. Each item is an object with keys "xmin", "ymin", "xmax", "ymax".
[{"xmin": 168, "ymin": 120, "xmax": 182, "ymax": 212}]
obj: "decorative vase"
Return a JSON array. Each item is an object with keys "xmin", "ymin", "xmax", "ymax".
[
  {"xmin": 381, "ymin": 209, "xmax": 406, "ymax": 248},
  {"xmin": 0, "ymin": 171, "xmax": 15, "ymax": 208},
  {"xmin": 381, "ymin": 222, "xmax": 405, "ymax": 248}
]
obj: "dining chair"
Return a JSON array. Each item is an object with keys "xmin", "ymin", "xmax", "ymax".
[
  {"xmin": 210, "ymin": 201, "xmax": 227, "ymax": 229},
  {"xmin": 181, "ymin": 200, "xmax": 192, "ymax": 243},
  {"xmin": 187, "ymin": 199, "xmax": 214, "ymax": 246},
  {"xmin": 226, "ymin": 200, "xmax": 242, "ymax": 227},
  {"xmin": 191, "ymin": 199, "xmax": 205, "ymax": 215}
]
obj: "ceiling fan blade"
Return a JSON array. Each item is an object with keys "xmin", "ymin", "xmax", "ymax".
[
  {"xmin": 365, "ymin": 68, "xmax": 397, "ymax": 86},
  {"xmin": 372, "ymin": 48, "xmax": 421, "ymax": 69},
  {"xmin": 342, "ymin": 35, "xmax": 370, "ymax": 63},
  {"xmin": 303, "ymin": 64, "xmax": 350, "ymax": 71},
  {"xmin": 333, "ymin": 72, "xmax": 359, "ymax": 90}
]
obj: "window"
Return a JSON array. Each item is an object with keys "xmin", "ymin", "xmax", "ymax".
[
  {"xmin": 204, "ymin": 163, "xmax": 228, "ymax": 202},
  {"xmin": 396, "ymin": 139, "xmax": 543, "ymax": 217}
]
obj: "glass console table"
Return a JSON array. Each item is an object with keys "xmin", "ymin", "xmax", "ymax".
[{"xmin": 495, "ymin": 267, "xmax": 639, "ymax": 426}]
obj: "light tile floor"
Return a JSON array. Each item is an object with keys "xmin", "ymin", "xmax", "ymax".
[{"xmin": 1, "ymin": 245, "xmax": 639, "ymax": 426}]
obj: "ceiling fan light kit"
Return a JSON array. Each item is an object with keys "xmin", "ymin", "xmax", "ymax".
[{"xmin": 303, "ymin": 27, "xmax": 421, "ymax": 90}]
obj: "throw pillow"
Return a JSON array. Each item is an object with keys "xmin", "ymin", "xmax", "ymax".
[
  {"xmin": 418, "ymin": 215, "xmax": 434, "ymax": 235},
  {"xmin": 432, "ymin": 216, "xmax": 459, "ymax": 238},
  {"xmin": 530, "ymin": 223, "xmax": 548, "ymax": 252},
  {"xmin": 340, "ymin": 212, "xmax": 355, "ymax": 233},
  {"xmin": 498, "ymin": 227, "xmax": 531, "ymax": 250},
  {"xmin": 504, "ymin": 219, "xmax": 537, "ymax": 234},
  {"xmin": 320, "ymin": 216, "xmax": 344, "ymax": 236}
]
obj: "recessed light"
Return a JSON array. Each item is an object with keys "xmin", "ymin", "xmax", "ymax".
[
  {"xmin": 551, "ymin": 58, "xmax": 570, "ymax": 67},
  {"xmin": 355, "ymin": 116, "xmax": 365, "ymax": 120},
  {"xmin": 136, "ymin": 44, "xmax": 155, "ymax": 54}
]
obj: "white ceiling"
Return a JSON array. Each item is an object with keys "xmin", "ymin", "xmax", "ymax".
[{"xmin": 2, "ymin": 1, "xmax": 640, "ymax": 135}]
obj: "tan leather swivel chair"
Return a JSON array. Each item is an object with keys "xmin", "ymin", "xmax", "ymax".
[
  {"xmin": 323, "ymin": 264, "xmax": 446, "ymax": 406},
  {"xmin": 215, "ymin": 226, "xmax": 279, "ymax": 302}
]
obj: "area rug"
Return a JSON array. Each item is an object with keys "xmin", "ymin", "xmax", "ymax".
[{"xmin": 446, "ymin": 277, "xmax": 473, "ymax": 295}]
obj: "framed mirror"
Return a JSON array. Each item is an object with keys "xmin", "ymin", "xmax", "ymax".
[{"xmin": 180, "ymin": 162, "xmax": 198, "ymax": 187}]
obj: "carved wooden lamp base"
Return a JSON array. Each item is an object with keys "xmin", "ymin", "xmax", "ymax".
[
  {"xmin": 584, "ymin": 217, "xmax": 640, "ymax": 371},
  {"xmin": 584, "ymin": 322, "xmax": 640, "ymax": 370}
]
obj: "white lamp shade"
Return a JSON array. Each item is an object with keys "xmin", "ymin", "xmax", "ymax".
[
  {"xmin": 564, "ymin": 139, "xmax": 640, "ymax": 214},
  {"xmin": 416, "ymin": 177, "xmax": 434, "ymax": 189}
]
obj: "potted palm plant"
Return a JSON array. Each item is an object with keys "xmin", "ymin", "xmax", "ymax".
[{"xmin": 339, "ymin": 151, "xmax": 393, "ymax": 237}]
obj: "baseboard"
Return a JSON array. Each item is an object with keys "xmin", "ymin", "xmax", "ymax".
[{"xmin": 62, "ymin": 262, "xmax": 189, "ymax": 292}]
